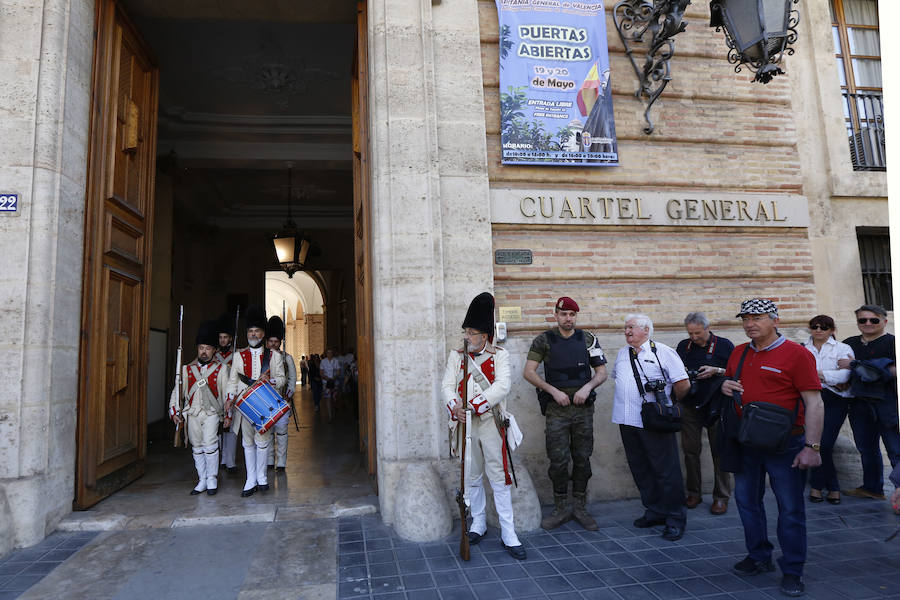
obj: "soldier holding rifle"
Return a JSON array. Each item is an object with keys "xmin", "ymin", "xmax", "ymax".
[
  {"xmin": 225, "ymin": 305, "xmax": 285, "ymax": 497},
  {"xmin": 442, "ymin": 293, "xmax": 526, "ymax": 560},
  {"xmin": 169, "ymin": 319, "xmax": 229, "ymax": 495}
]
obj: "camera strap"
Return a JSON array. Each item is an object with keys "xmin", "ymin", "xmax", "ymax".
[
  {"xmin": 628, "ymin": 347, "xmax": 648, "ymax": 402},
  {"xmin": 730, "ymin": 345, "xmax": 751, "ymax": 413},
  {"xmin": 649, "ymin": 341, "xmax": 669, "ymax": 384}
]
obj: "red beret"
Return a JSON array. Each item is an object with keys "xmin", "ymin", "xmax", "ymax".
[{"xmin": 555, "ymin": 297, "xmax": 579, "ymax": 312}]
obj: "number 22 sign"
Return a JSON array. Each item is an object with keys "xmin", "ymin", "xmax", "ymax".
[{"xmin": 0, "ymin": 194, "xmax": 18, "ymax": 212}]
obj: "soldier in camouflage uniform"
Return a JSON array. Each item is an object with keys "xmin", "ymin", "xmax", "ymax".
[{"xmin": 524, "ymin": 296, "xmax": 608, "ymax": 530}]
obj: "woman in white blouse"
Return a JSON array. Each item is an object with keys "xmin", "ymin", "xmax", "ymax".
[{"xmin": 803, "ymin": 314, "xmax": 855, "ymax": 504}]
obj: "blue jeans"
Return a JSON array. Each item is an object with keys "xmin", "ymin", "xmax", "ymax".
[
  {"xmin": 808, "ymin": 389, "xmax": 849, "ymax": 492},
  {"xmin": 734, "ymin": 434, "xmax": 807, "ymax": 577},
  {"xmin": 848, "ymin": 400, "xmax": 900, "ymax": 495}
]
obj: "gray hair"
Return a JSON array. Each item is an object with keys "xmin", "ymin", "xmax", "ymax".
[
  {"xmin": 855, "ymin": 304, "xmax": 888, "ymax": 317},
  {"xmin": 684, "ymin": 312, "xmax": 710, "ymax": 328},
  {"xmin": 625, "ymin": 313, "xmax": 653, "ymax": 337}
]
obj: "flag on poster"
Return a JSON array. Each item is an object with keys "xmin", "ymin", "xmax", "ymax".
[{"xmin": 496, "ymin": 0, "xmax": 617, "ymax": 166}]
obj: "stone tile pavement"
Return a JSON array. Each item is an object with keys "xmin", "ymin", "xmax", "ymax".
[
  {"xmin": 1, "ymin": 493, "xmax": 897, "ymax": 599},
  {"xmin": 0, "ymin": 531, "xmax": 99, "ymax": 599},
  {"xmin": 337, "ymin": 495, "xmax": 900, "ymax": 600}
]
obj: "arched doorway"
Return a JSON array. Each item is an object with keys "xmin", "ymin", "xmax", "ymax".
[{"xmin": 75, "ymin": 0, "xmax": 375, "ymax": 510}]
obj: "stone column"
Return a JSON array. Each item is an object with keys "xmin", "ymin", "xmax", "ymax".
[
  {"xmin": 369, "ymin": 0, "xmax": 536, "ymax": 538},
  {"xmin": 0, "ymin": 0, "xmax": 94, "ymax": 554}
]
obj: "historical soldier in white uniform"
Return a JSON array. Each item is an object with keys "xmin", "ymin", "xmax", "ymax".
[
  {"xmin": 442, "ymin": 292, "xmax": 526, "ymax": 560},
  {"xmin": 265, "ymin": 316, "xmax": 296, "ymax": 471},
  {"xmin": 169, "ymin": 320, "xmax": 229, "ymax": 495},
  {"xmin": 225, "ymin": 306, "xmax": 285, "ymax": 497},
  {"xmin": 215, "ymin": 313, "xmax": 238, "ymax": 474}
]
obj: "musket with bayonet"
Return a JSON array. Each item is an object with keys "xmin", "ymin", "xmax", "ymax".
[
  {"xmin": 173, "ymin": 305, "xmax": 185, "ymax": 447},
  {"xmin": 455, "ymin": 338, "xmax": 471, "ymax": 561},
  {"xmin": 223, "ymin": 306, "xmax": 240, "ymax": 431}
]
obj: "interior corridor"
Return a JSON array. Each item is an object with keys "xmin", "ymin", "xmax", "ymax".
[{"xmin": 63, "ymin": 385, "xmax": 376, "ymax": 530}]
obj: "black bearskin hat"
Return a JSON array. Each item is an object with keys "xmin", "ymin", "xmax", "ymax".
[
  {"xmin": 462, "ymin": 292, "xmax": 495, "ymax": 337},
  {"xmin": 195, "ymin": 320, "xmax": 219, "ymax": 347},
  {"xmin": 267, "ymin": 316, "xmax": 285, "ymax": 341},
  {"xmin": 245, "ymin": 305, "xmax": 267, "ymax": 331},
  {"xmin": 217, "ymin": 313, "xmax": 235, "ymax": 336}
]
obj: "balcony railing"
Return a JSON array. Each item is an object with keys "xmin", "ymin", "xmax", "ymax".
[{"xmin": 843, "ymin": 91, "xmax": 886, "ymax": 171}]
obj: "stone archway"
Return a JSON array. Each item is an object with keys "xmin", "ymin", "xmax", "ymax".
[{"xmin": 265, "ymin": 271, "xmax": 326, "ymax": 358}]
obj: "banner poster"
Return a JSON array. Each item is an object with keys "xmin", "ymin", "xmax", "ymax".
[{"xmin": 495, "ymin": 0, "xmax": 617, "ymax": 166}]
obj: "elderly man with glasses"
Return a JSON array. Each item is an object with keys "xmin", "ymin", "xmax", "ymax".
[
  {"xmin": 611, "ymin": 313, "xmax": 690, "ymax": 542},
  {"xmin": 838, "ymin": 304, "xmax": 898, "ymax": 501}
]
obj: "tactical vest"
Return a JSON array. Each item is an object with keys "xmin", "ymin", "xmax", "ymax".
[{"xmin": 545, "ymin": 329, "xmax": 592, "ymax": 390}]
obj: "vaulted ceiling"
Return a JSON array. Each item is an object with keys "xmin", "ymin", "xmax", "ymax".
[{"xmin": 123, "ymin": 0, "xmax": 357, "ymax": 231}]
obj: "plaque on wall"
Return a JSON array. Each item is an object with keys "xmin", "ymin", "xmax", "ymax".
[
  {"xmin": 498, "ymin": 306, "xmax": 523, "ymax": 322},
  {"xmin": 495, "ymin": 249, "xmax": 533, "ymax": 265}
]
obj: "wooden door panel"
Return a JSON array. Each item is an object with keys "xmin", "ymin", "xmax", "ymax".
[
  {"xmin": 76, "ymin": 0, "xmax": 157, "ymax": 509},
  {"xmin": 352, "ymin": 1, "xmax": 376, "ymax": 483}
]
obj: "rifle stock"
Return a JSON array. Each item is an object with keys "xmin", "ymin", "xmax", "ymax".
[
  {"xmin": 457, "ymin": 339, "xmax": 470, "ymax": 561},
  {"xmin": 173, "ymin": 304, "xmax": 185, "ymax": 447}
]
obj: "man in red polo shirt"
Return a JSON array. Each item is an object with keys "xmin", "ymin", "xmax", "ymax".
[{"xmin": 721, "ymin": 299, "xmax": 823, "ymax": 598}]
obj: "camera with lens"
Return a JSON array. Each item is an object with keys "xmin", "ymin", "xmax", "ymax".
[
  {"xmin": 643, "ymin": 380, "xmax": 672, "ymax": 406},
  {"xmin": 686, "ymin": 369, "xmax": 701, "ymax": 397}
]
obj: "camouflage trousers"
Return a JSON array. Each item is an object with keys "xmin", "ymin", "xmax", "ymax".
[{"xmin": 545, "ymin": 402, "xmax": 594, "ymax": 495}]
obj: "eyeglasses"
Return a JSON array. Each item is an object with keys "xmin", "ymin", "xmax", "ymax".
[
  {"xmin": 857, "ymin": 318, "xmax": 882, "ymax": 325},
  {"xmin": 809, "ymin": 325, "xmax": 831, "ymax": 331}
]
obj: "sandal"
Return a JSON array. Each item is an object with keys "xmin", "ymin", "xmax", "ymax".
[
  {"xmin": 808, "ymin": 489, "xmax": 824, "ymax": 503},
  {"xmin": 826, "ymin": 491, "xmax": 841, "ymax": 505}
]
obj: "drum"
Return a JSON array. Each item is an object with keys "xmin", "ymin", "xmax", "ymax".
[{"xmin": 235, "ymin": 380, "xmax": 290, "ymax": 434}]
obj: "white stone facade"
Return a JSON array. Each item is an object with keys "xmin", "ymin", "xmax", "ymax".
[
  {"xmin": 0, "ymin": 0, "xmax": 94, "ymax": 554},
  {"xmin": 0, "ymin": 0, "xmax": 891, "ymax": 551}
]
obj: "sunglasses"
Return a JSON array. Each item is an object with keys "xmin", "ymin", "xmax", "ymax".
[
  {"xmin": 857, "ymin": 318, "xmax": 882, "ymax": 325},
  {"xmin": 809, "ymin": 325, "xmax": 832, "ymax": 331}
]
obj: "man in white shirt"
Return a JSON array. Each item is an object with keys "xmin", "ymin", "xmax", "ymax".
[
  {"xmin": 612, "ymin": 313, "xmax": 690, "ymax": 541},
  {"xmin": 320, "ymin": 348, "xmax": 342, "ymax": 422}
]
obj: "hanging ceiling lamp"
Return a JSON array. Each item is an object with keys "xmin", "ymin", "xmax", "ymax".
[{"xmin": 272, "ymin": 165, "xmax": 310, "ymax": 278}]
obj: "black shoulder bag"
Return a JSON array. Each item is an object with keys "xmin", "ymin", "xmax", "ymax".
[
  {"xmin": 732, "ymin": 346, "xmax": 800, "ymax": 454},
  {"xmin": 630, "ymin": 342, "xmax": 682, "ymax": 433}
]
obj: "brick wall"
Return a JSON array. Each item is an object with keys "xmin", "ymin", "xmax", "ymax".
[{"xmin": 478, "ymin": 2, "xmax": 818, "ymax": 503}]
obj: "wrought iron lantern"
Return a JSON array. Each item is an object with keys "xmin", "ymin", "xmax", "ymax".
[
  {"xmin": 614, "ymin": 0, "xmax": 692, "ymax": 134},
  {"xmin": 709, "ymin": 0, "xmax": 800, "ymax": 84},
  {"xmin": 272, "ymin": 167, "xmax": 311, "ymax": 278}
]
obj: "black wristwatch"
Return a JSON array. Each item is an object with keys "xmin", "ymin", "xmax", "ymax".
[{"xmin": 804, "ymin": 442, "xmax": 821, "ymax": 452}]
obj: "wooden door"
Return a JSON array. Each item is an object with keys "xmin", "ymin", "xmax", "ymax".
[
  {"xmin": 75, "ymin": 0, "xmax": 159, "ymax": 509},
  {"xmin": 352, "ymin": 0, "xmax": 377, "ymax": 484}
]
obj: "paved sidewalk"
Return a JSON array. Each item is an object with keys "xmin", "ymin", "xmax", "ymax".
[
  {"xmin": 337, "ymin": 495, "xmax": 900, "ymax": 600},
  {"xmin": 2, "ymin": 493, "xmax": 897, "ymax": 599}
]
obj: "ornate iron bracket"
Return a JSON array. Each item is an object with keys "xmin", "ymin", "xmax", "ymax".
[{"xmin": 614, "ymin": 0, "xmax": 691, "ymax": 134}]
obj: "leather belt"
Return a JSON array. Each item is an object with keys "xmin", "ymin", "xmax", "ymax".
[{"xmin": 790, "ymin": 426, "xmax": 805, "ymax": 436}]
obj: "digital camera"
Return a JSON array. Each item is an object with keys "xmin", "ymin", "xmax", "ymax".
[{"xmin": 644, "ymin": 380, "xmax": 672, "ymax": 406}]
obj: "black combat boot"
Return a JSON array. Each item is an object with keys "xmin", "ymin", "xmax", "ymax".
[
  {"xmin": 541, "ymin": 494, "xmax": 573, "ymax": 530},
  {"xmin": 572, "ymin": 492, "xmax": 599, "ymax": 531}
]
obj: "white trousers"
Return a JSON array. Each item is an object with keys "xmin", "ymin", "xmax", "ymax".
[
  {"xmin": 187, "ymin": 411, "xmax": 220, "ymax": 448},
  {"xmin": 220, "ymin": 430, "xmax": 237, "ymax": 467},
  {"xmin": 240, "ymin": 417, "xmax": 273, "ymax": 490},
  {"xmin": 190, "ymin": 444, "xmax": 219, "ymax": 492},
  {"xmin": 466, "ymin": 415, "xmax": 519, "ymax": 547},
  {"xmin": 267, "ymin": 411, "xmax": 290, "ymax": 467},
  {"xmin": 468, "ymin": 414, "xmax": 505, "ymax": 484},
  {"xmin": 237, "ymin": 410, "xmax": 275, "ymax": 447}
]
